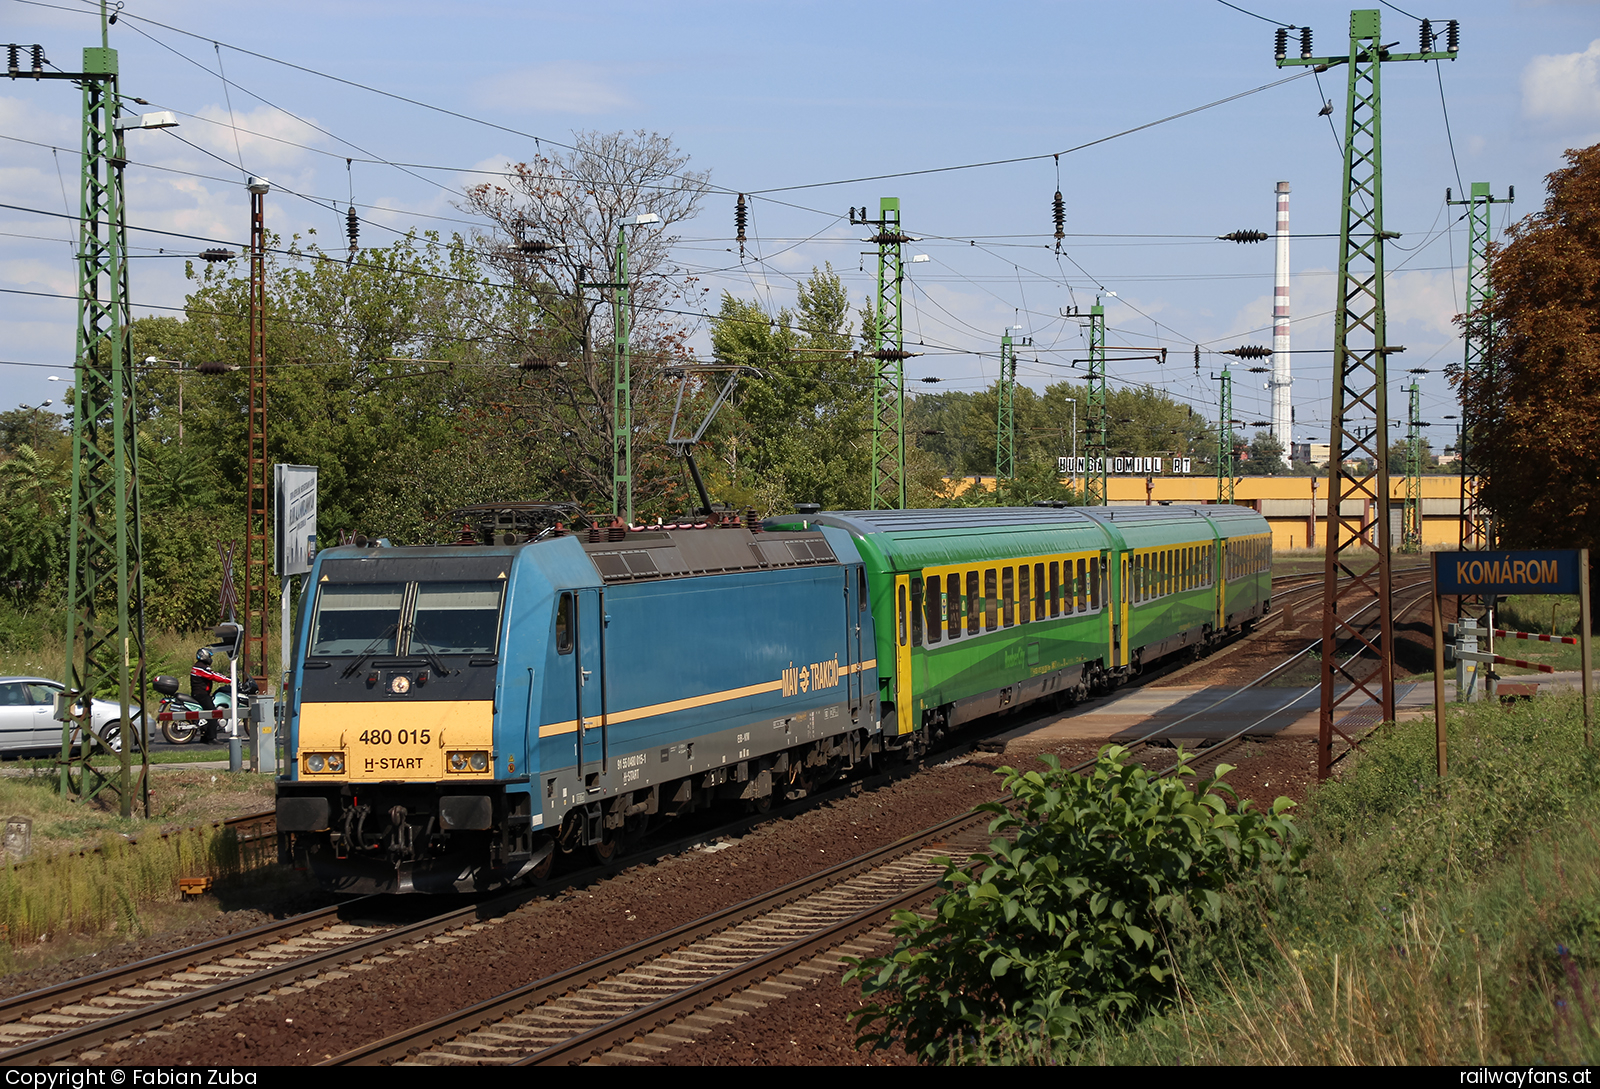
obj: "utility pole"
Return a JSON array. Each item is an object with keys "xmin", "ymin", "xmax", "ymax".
[
  {"xmin": 8, "ymin": 6, "xmax": 175, "ymax": 816},
  {"xmin": 610, "ymin": 213, "xmax": 660, "ymax": 525},
  {"xmin": 1217, "ymin": 365, "xmax": 1235, "ymax": 506},
  {"xmin": 1084, "ymin": 303, "xmax": 1108, "ymax": 506},
  {"xmin": 858, "ymin": 199, "xmax": 910, "ymax": 510},
  {"xmin": 1402, "ymin": 380, "xmax": 1423, "ymax": 552},
  {"xmin": 1448, "ymin": 181, "xmax": 1512, "ymax": 552},
  {"xmin": 1276, "ymin": 8, "xmax": 1458, "ymax": 779},
  {"xmin": 244, "ymin": 178, "xmax": 269, "ymax": 691}
]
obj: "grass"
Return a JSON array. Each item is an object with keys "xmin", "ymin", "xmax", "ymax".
[
  {"xmin": 0, "ymin": 764, "xmax": 277, "ymax": 955},
  {"xmin": 1047, "ymin": 689, "xmax": 1600, "ymax": 1065}
]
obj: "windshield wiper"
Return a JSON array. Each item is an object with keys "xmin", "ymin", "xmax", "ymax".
[
  {"xmin": 340, "ymin": 623, "xmax": 400, "ymax": 678},
  {"xmin": 406, "ymin": 625, "xmax": 454, "ymax": 677}
]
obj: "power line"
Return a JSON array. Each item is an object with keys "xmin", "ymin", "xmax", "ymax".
[{"xmin": 745, "ymin": 71, "xmax": 1314, "ymax": 195}]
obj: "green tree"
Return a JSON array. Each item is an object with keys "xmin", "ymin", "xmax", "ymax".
[
  {"xmin": 460, "ymin": 131, "xmax": 710, "ymax": 517},
  {"xmin": 1458, "ymin": 143, "xmax": 1600, "ymax": 620},
  {"xmin": 0, "ymin": 444, "xmax": 67, "ymax": 603},
  {"xmin": 706, "ymin": 266, "xmax": 876, "ymax": 514},
  {"xmin": 1243, "ymin": 431, "xmax": 1287, "ymax": 475}
]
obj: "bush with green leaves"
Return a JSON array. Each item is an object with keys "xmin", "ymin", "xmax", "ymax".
[{"xmin": 844, "ymin": 746, "xmax": 1304, "ymax": 1061}]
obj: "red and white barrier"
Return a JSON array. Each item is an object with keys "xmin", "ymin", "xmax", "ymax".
[
  {"xmin": 157, "ymin": 708, "xmax": 231, "ymax": 722},
  {"xmin": 1454, "ymin": 649, "xmax": 1558, "ymax": 675},
  {"xmin": 1493, "ymin": 628, "xmax": 1578, "ymax": 646}
]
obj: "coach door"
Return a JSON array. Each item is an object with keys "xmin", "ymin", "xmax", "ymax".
[
  {"xmin": 1112, "ymin": 551, "xmax": 1126, "ymax": 667},
  {"xmin": 575, "ymin": 588, "xmax": 607, "ymax": 788},
  {"xmin": 892, "ymin": 574, "xmax": 914, "ymax": 735}
]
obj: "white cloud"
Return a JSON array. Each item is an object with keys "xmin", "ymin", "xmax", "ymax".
[
  {"xmin": 1388, "ymin": 268, "xmax": 1462, "ymax": 340},
  {"xmin": 175, "ymin": 103, "xmax": 329, "ymax": 173},
  {"xmin": 1523, "ymin": 39, "xmax": 1600, "ymax": 120},
  {"xmin": 473, "ymin": 63, "xmax": 633, "ymax": 116}
]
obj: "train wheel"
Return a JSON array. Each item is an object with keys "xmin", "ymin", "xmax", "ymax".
[
  {"xmin": 527, "ymin": 846, "xmax": 555, "ymax": 883},
  {"xmin": 589, "ymin": 830, "xmax": 617, "ymax": 866}
]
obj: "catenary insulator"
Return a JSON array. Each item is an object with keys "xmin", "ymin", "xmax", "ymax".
[
  {"xmin": 735, "ymin": 194, "xmax": 747, "ymax": 255},
  {"xmin": 196, "ymin": 361, "xmax": 233, "ymax": 375},
  {"xmin": 1225, "ymin": 345, "xmax": 1273, "ymax": 359},
  {"xmin": 199, "ymin": 248, "xmax": 236, "ymax": 262},
  {"xmin": 1419, "ymin": 19, "xmax": 1433, "ymax": 52},
  {"xmin": 1194, "ymin": 345, "xmax": 1200, "ymax": 372},
  {"xmin": 1052, "ymin": 190, "xmax": 1065, "ymax": 242},
  {"xmin": 346, "ymin": 206, "xmax": 359, "ymax": 253},
  {"xmin": 30, "ymin": 44, "xmax": 44, "ymax": 72},
  {"xmin": 1446, "ymin": 20, "xmax": 1459, "ymax": 52},
  {"xmin": 1219, "ymin": 230, "xmax": 1269, "ymax": 243},
  {"xmin": 1299, "ymin": 27, "xmax": 1313, "ymax": 58},
  {"xmin": 6, "ymin": 45, "xmax": 18, "ymax": 75},
  {"xmin": 1274, "ymin": 28, "xmax": 1288, "ymax": 60}
]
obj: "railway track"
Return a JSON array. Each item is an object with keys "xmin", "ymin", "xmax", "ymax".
[
  {"xmin": 324, "ymin": 807, "xmax": 993, "ymax": 1067},
  {"xmin": 1141, "ymin": 576, "xmax": 1442, "ymax": 780},
  {"xmin": 0, "ymin": 738, "xmax": 990, "ymax": 1066}
]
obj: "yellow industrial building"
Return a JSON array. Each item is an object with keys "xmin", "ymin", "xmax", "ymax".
[{"xmin": 950, "ymin": 474, "xmax": 1465, "ymax": 551}]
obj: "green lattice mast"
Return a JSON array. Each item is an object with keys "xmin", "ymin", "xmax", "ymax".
[
  {"xmin": 1276, "ymin": 8, "xmax": 1458, "ymax": 779},
  {"xmin": 868, "ymin": 198, "xmax": 909, "ymax": 510},
  {"xmin": 6, "ymin": 3, "xmax": 154, "ymax": 815},
  {"xmin": 1084, "ymin": 304, "xmax": 1108, "ymax": 506},
  {"xmin": 1402, "ymin": 379, "xmax": 1422, "ymax": 552},
  {"xmin": 995, "ymin": 333, "xmax": 1015, "ymax": 489},
  {"xmin": 1447, "ymin": 181, "xmax": 1511, "ymax": 551}
]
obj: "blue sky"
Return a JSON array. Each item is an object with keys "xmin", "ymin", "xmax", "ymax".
[{"xmin": 4, "ymin": 0, "xmax": 1598, "ymax": 452}]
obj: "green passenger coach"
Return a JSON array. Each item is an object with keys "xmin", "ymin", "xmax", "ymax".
[{"xmin": 767, "ymin": 505, "xmax": 1273, "ymax": 757}]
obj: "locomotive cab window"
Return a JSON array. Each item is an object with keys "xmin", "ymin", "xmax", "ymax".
[
  {"xmin": 309, "ymin": 583, "xmax": 405, "ymax": 656},
  {"xmin": 412, "ymin": 581, "xmax": 504, "ymax": 655},
  {"xmin": 555, "ymin": 592, "xmax": 573, "ymax": 655}
]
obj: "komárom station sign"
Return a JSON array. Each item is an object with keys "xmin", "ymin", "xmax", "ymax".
[{"xmin": 1434, "ymin": 550, "xmax": 1581, "ymax": 597}]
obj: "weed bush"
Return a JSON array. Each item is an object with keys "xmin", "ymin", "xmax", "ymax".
[{"xmin": 843, "ymin": 746, "xmax": 1303, "ymax": 1062}]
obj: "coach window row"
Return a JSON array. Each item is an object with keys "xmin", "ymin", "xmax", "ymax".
[
  {"xmin": 1131, "ymin": 544, "xmax": 1215, "ymax": 605},
  {"xmin": 909, "ymin": 556, "xmax": 1105, "ymax": 648},
  {"xmin": 1224, "ymin": 536, "xmax": 1270, "ymax": 581}
]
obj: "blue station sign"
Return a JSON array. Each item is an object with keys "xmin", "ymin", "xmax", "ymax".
[{"xmin": 1434, "ymin": 550, "xmax": 1583, "ymax": 597}]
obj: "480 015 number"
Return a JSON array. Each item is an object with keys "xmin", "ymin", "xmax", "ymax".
[{"xmin": 358, "ymin": 728, "xmax": 432, "ymax": 746}]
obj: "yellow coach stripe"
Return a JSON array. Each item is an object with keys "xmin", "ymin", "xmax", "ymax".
[{"xmin": 536, "ymin": 659, "xmax": 878, "ymax": 738}]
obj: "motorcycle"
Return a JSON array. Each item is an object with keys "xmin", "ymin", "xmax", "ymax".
[{"xmin": 153, "ymin": 652, "xmax": 257, "ymax": 745}]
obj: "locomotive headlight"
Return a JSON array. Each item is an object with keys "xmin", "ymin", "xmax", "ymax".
[
  {"xmin": 447, "ymin": 750, "xmax": 490, "ymax": 773},
  {"xmin": 306, "ymin": 753, "xmax": 326, "ymax": 773},
  {"xmin": 303, "ymin": 752, "xmax": 345, "ymax": 774},
  {"xmin": 327, "ymin": 753, "xmax": 344, "ymax": 773}
]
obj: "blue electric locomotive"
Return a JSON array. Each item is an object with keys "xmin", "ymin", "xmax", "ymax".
[
  {"xmin": 276, "ymin": 503, "xmax": 1272, "ymax": 894},
  {"xmin": 277, "ymin": 520, "xmax": 880, "ymax": 894}
]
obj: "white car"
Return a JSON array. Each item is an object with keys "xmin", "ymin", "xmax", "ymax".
[{"xmin": 0, "ymin": 677, "xmax": 147, "ymax": 756}]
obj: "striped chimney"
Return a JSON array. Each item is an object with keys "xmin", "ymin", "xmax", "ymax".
[{"xmin": 1271, "ymin": 181, "xmax": 1292, "ymax": 466}]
